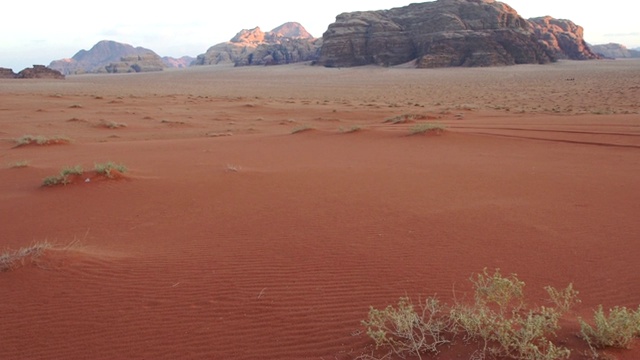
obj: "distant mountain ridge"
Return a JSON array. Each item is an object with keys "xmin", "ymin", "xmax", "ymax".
[
  {"xmin": 193, "ymin": 22, "xmax": 321, "ymax": 66},
  {"xmin": 49, "ymin": 40, "xmax": 166, "ymax": 74},
  {"xmin": 590, "ymin": 43, "xmax": 640, "ymax": 58}
]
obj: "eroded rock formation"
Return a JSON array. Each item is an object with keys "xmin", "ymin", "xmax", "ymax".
[
  {"xmin": 105, "ymin": 54, "xmax": 166, "ymax": 73},
  {"xmin": 590, "ymin": 43, "xmax": 640, "ymax": 59},
  {"xmin": 529, "ymin": 16, "xmax": 598, "ymax": 60}
]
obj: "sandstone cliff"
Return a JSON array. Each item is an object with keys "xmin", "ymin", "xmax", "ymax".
[
  {"xmin": 49, "ymin": 40, "xmax": 165, "ymax": 74},
  {"xmin": 162, "ymin": 56, "xmax": 195, "ymax": 68},
  {"xmin": 317, "ymin": 0, "xmax": 596, "ymax": 68},
  {"xmin": 0, "ymin": 68, "xmax": 17, "ymax": 79},
  {"xmin": 194, "ymin": 22, "xmax": 320, "ymax": 66},
  {"xmin": 590, "ymin": 43, "xmax": 640, "ymax": 59}
]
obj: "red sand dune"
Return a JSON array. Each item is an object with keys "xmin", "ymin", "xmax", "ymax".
[{"xmin": 1, "ymin": 60, "xmax": 639, "ymax": 359}]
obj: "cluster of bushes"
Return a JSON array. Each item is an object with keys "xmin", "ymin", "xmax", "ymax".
[{"xmin": 362, "ymin": 269, "xmax": 640, "ymax": 359}]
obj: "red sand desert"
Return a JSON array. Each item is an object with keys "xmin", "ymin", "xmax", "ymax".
[{"xmin": 1, "ymin": 60, "xmax": 640, "ymax": 359}]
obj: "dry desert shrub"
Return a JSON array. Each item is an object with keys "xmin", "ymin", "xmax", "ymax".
[
  {"xmin": 339, "ymin": 126, "xmax": 363, "ymax": 133},
  {"xmin": 14, "ymin": 135, "xmax": 71, "ymax": 147},
  {"xmin": 384, "ymin": 114, "xmax": 429, "ymax": 124},
  {"xmin": 409, "ymin": 123, "xmax": 446, "ymax": 135},
  {"xmin": 579, "ymin": 305, "xmax": 640, "ymax": 350},
  {"xmin": 94, "ymin": 162, "xmax": 127, "ymax": 178},
  {"xmin": 0, "ymin": 241, "xmax": 52, "ymax": 272}
]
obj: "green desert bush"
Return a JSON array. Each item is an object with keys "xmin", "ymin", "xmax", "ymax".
[
  {"xmin": 94, "ymin": 162, "xmax": 127, "ymax": 178},
  {"xmin": 42, "ymin": 165, "xmax": 84, "ymax": 186},
  {"xmin": 0, "ymin": 241, "xmax": 52, "ymax": 272},
  {"xmin": 409, "ymin": 123, "xmax": 446, "ymax": 135},
  {"xmin": 580, "ymin": 305, "xmax": 640, "ymax": 350},
  {"xmin": 15, "ymin": 135, "xmax": 71, "ymax": 147}
]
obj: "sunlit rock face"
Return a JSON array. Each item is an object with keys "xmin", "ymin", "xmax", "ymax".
[
  {"xmin": 317, "ymin": 0, "xmax": 597, "ymax": 68},
  {"xmin": 194, "ymin": 22, "xmax": 321, "ymax": 66}
]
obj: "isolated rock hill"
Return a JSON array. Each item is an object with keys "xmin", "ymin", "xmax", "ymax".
[
  {"xmin": 193, "ymin": 22, "xmax": 321, "ymax": 66},
  {"xmin": 317, "ymin": 0, "xmax": 597, "ymax": 68},
  {"xmin": 590, "ymin": 43, "xmax": 640, "ymax": 59},
  {"xmin": 49, "ymin": 40, "xmax": 166, "ymax": 74},
  {"xmin": 0, "ymin": 65, "xmax": 65, "ymax": 79}
]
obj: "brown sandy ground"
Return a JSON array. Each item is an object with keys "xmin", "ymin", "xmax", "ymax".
[{"xmin": 1, "ymin": 60, "xmax": 639, "ymax": 359}]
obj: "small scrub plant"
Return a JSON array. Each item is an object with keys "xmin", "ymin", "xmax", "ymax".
[
  {"xmin": 42, "ymin": 165, "xmax": 84, "ymax": 186},
  {"xmin": 94, "ymin": 162, "xmax": 127, "ymax": 178},
  {"xmin": 409, "ymin": 123, "xmax": 446, "ymax": 135},
  {"xmin": 0, "ymin": 241, "xmax": 52, "ymax": 272},
  {"xmin": 15, "ymin": 135, "xmax": 71, "ymax": 147},
  {"xmin": 579, "ymin": 305, "xmax": 640, "ymax": 350}
]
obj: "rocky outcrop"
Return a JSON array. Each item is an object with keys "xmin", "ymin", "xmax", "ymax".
[
  {"xmin": 590, "ymin": 43, "xmax": 640, "ymax": 59},
  {"xmin": 317, "ymin": 0, "xmax": 596, "ymax": 68},
  {"xmin": 105, "ymin": 53, "xmax": 166, "ymax": 73},
  {"xmin": 529, "ymin": 17, "xmax": 598, "ymax": 60},
  {"xmin": 14, "ymin": 65, "xmax": 65, "ymax": 79},
  {"xmin": 0, "ymin": 68, "xmax": 17, "ymax": 78},
  {"xmin": 49, "ymin": 40, "xmax": 165, "ymax": 74},
  {"xmin": 194, "ymin": 22, "xmax": 320, "ymax": 66}
]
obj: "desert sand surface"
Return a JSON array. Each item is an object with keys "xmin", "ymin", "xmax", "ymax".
[{"xmin": 1, "ymin": 59, "xmax": 639, "ymax": 359}]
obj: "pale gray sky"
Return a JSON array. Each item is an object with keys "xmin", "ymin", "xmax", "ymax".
[{"xmin": 1, "ymin": 0, "xmax": 638, "ymax": 71}]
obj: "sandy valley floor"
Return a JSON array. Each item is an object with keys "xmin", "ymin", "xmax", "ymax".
[{"xmin": 1, "ymin": 60, "xmax": 639, "ymax": 359}]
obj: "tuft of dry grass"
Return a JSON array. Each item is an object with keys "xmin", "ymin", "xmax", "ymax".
[
  {"xmin": 291, "ymin": 125, "xmax": 313, "ymax": 134},
  {"xmin": 14, "ymin": 135, "xmax": 71, "ymax": 147},
  {"xmin": 0, "ymin": 241, "xmax": 52, "ymax": 272}
]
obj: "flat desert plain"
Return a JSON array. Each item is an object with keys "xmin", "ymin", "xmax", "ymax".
[{"xmin": 1, "ymin": 60, "xmax": 639, "ymax": 359}]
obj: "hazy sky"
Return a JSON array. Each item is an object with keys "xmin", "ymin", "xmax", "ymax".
[{"xmin": 1, "ymin": 0, "xmax": 638, "ymax": 71}]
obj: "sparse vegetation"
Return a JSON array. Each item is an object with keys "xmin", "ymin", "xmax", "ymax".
[
  {"xmin": 291, "ymin": 125, "xmax": 313, "ymax": 134},
  {"xmin": 14, "ymin": 135, "xmax": 71, "ymax": 147},
  {"xmin": 225, "ymin": 164, "xmax": 241, "ymax": 172},
  {"xmin": 384, "ymin": 114, "xmax": 429, "ymax": 124},
  {"xmin": 580, "ymin": 305, "xmax": 640, "ymax": 350},
  {"xmin": 94, "ymin": 162, "xmax": 127, "ymax": 178},
  {"xmin": 409, "ymin": 123, "xmax": 446, "ymax": 135},
  {"xmin": 0, "ymin": 241, "xmax": 52, "ymax": 272},
  {"xmin": 42, "ymin": 165, "xmax": 84, "ymax": 186}
]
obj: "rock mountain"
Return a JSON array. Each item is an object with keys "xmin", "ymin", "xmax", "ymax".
[
  {"xmin": 193, "ymin": 22, "xmax": 320, "ymax": 66},
  {"xmin": 49, "ymin": 40, "xmax": 166, "ymax": 75},
  {"xmin": 317, "ymin": 0, "xmax": 598, "ymax": 68}
]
